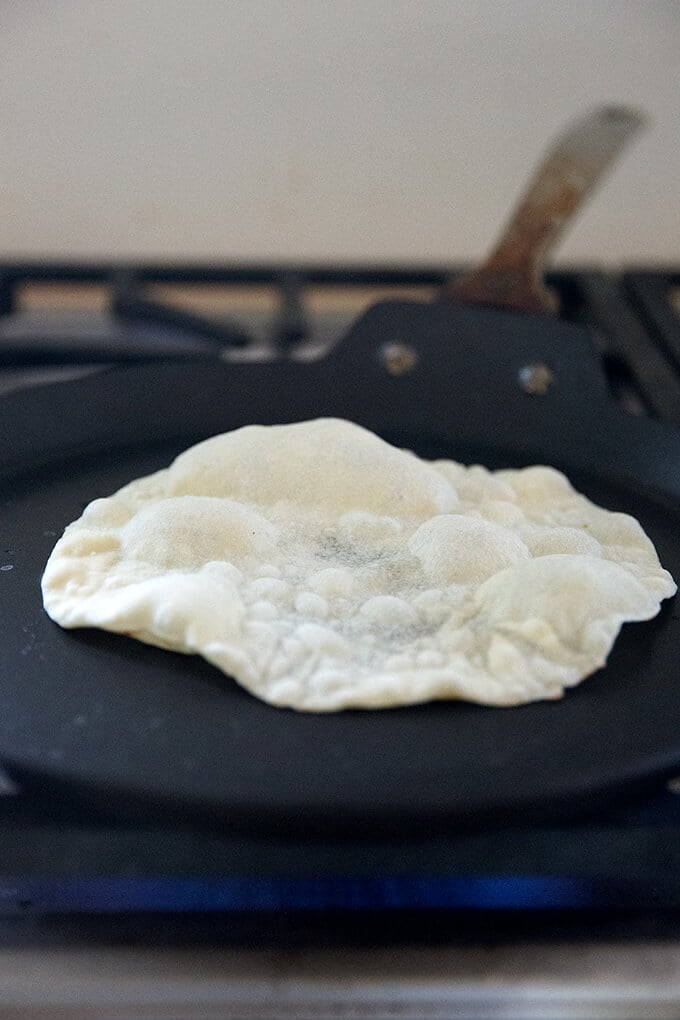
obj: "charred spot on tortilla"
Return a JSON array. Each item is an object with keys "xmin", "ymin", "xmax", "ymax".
[{"xmin": 41, "ymin": 418, "xmax": 676, "ymax": 711}]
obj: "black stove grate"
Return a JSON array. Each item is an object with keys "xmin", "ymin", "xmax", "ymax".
[{"xmin": 0, "ymin": 262, "xmax": 679, "ymax": 426}]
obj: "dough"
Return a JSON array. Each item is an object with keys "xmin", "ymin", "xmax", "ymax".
[{"xmin": 41, "ymin": 418, "xmax": 676, "ymax": 710}]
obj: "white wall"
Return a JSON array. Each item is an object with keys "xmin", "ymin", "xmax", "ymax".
[{"xmin": 1, "ymin": 0, "xmax": 678, "ymax": 266}]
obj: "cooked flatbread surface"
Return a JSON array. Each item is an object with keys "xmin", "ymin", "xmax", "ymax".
[{"xmin": 41, "ymin": 418, "xmax": 676, "ymax": 710}]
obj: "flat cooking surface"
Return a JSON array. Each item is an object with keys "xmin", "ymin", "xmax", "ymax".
[{"xmin": 1, "ymin": 300, "xmax": 679, "ymax": 833}]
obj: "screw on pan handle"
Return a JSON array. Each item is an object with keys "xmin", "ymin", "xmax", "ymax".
[{"xmin": 442, "ymin": 106, "xmax": 648, "ymax": 315}]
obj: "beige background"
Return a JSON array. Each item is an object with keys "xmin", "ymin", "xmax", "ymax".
[{"xmin": 1, "ymin": 0, "xmax": 678, "ymax": 266}]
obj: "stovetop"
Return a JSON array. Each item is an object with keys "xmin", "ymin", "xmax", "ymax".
[
  {"xmin": 1, "ymin": 261, "xmax": 680, "ymax": 946},
  {"xmin": 1, "ymin": 262, "xmax": 679, "ymax": 421},
  {"xmin": 1, "ymin": 780, "xmax": 680, "ymax": 946}
]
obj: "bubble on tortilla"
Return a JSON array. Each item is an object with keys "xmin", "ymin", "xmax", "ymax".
[{"xmin": 41, "ymin": 418, "xmax": 676, "ymax": 711}]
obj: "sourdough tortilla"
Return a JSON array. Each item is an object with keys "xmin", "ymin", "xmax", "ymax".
[{"xmin": 41, "ymin": 418, "xmax": 676, "ymax": 711}]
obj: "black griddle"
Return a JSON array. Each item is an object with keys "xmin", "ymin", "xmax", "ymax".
[{"xmin": 1, "ymin": 299, "xmax": 679, "ymax": 834}]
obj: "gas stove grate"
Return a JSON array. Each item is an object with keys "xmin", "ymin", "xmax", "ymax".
[{"xmin": 0, "ymin": 262, "xmax": 679, "ymax": 425}]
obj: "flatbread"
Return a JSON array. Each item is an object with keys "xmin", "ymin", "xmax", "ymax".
[{"xmin": 41, "ymin": 418, "xmax": 676, "ymax": 711}]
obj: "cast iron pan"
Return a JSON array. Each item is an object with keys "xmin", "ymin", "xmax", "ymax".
[{"xmin": 0, "ymin": 300, "xmax": 679, "ymax": 834}]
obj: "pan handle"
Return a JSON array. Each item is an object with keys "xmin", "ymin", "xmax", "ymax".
[{"xmin": 442, "ymin": 106, "xmax": 648, "ymax": 315}]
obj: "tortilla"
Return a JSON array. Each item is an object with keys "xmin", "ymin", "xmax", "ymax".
[{"xmin": 41, "ymin": 418, "xmax": 676, "ymax": 711}]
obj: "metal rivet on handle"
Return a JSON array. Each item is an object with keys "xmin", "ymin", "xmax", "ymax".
[
  {"xmin": 380, "ymin": 342, "xmax": 419, "ymax": 376},
  {"xmin": 518, "ymin": 363, "xmax": 556, "ymax": 395}
]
